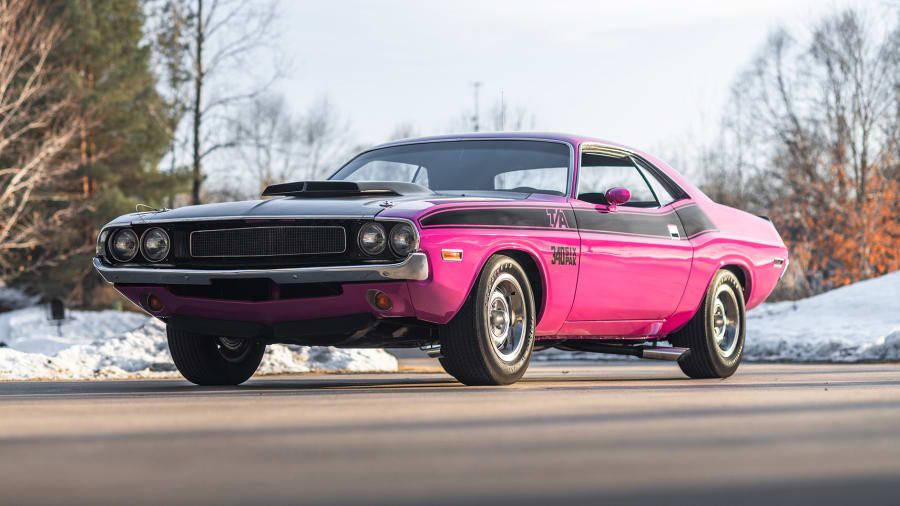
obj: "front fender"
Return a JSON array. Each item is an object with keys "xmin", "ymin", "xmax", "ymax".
[{"xmin": 407, "ymin": 228, "xmax": 579, "ymax": 335}]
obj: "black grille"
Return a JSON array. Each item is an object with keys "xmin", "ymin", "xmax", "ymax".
[{"xmin": 190, "ymin": 226, "xmax": 346, "ymax": 258}]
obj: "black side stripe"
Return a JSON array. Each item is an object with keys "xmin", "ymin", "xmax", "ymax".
[
  {"xmin": 420, "ymin": 207, "xmax": 577, "ymax": 230},
  {"xmin": 417, "ymin": 205, "xmax": 571, "ymax": 222},
  {"xmin": 674, "ymin": 204, "xmax": 718, "ymax": 238},
  {"xmin": 572, "ymin": 210, "xmax": 686, "ymax": 239},
  {"xmin": 418, "ymin": 204, "xmax": 717, "ymax": 240}
]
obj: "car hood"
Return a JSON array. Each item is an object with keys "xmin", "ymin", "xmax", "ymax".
[
  {"xmin": 126, "ymin": 197, "xmax": 402, "ymax": 224},
  {"xmin": 103, "ymin": 191, "xmax": 549, "ymax": 228}
]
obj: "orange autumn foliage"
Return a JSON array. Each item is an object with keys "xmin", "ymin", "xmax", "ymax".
[{"xmin": 772, "ymin": 165, "xmax": 900, "ymax": 292}]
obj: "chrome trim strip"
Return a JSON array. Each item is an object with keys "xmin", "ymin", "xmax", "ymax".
[
  {"xmin": 93, "ymin": 252, "xmax": 429, "ymax": 285},
  {"xmin": 188, "ymin": 225, "xmax": 347, "ymax": 258}
]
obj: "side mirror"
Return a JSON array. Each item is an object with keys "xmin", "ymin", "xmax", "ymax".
[{"xmin": 605, "ymin": 187, "xmax": 631, "ymax": 211}]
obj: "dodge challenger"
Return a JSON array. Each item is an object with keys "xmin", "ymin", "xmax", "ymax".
[{"xmin": 94, "ymin": 133, "xmax": 788, "ymax": 385}]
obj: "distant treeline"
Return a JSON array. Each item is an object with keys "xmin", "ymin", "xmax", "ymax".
[{"xmin": 686, "ymin": 8, "xmax": 900, "ymax": 300}]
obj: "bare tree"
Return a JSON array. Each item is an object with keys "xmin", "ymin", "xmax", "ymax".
[
  {"xmin": 0, "ymin": 0, "xmax": 83, "ymax": 279},
  {"xmin": 388, "ymin": 121, "xmax": 419, "ymax": 141},
  {"xmin": 220, "ymin": 94, "xmax": 349, "ymax": 199},
  {"xmin": 230, "ymin": 93, "xmax": 301, "ymax": 193},
  {"xmin": 448, "ymin": 90, "xmax": 536, "ymax": 133},
  {"xmin": 296, "ymin": 96, "xmax": 350, "ymax": 180},
  {"xmin": 691, "ymin": 7, "xmax": 900, "ymax": 298},
  {"xmin": 488, "ymin": 93, "xmax": 535, "ymax": 131},
  {"xmin": 180, "ymin": 0, "xmax": 280, "ymax": 204}
]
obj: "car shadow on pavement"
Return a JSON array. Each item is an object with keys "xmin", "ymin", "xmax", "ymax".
[
  {"xmin": 1, "ymin": 368, "xmax": 898, "ymax": 398},
  {"xmin": 0, "ymin": 372, "xmax": 695, "ymax": 398}
]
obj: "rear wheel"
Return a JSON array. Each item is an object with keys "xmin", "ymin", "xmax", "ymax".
[
  {"xmin": 166, "ymin": 326, "xmax": 266, "ymax": 385},
  {"xmin": 669, "ymin": 269, "xmax": 745, "ymax": 378},
  {"xmin": 438, "ymin": 255, "xmax": 535, "ymax": 385}
]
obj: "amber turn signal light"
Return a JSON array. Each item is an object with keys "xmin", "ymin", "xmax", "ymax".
[
  {"xmin": 441, "ymin": 249, "xmax": 463, "ymax": 261},
  {"xmin": 366, "ymin": 289, "xmax": 393, "ymax": 311},
  {"xmin": 142, "ymin": 293, "xmax": 164, "ymax": 312}
]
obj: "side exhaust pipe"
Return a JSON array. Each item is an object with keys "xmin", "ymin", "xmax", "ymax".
[
  {"xmin": 553, "ymin": 342, "xmax": 689, "ymax": 362},
  {"xmin": 420, "ymin": 343, "xmax": 442, "ymax": 358},
  {"xmin": 636, "ymin": 347, "xmax": 689, "ymax": 362}
]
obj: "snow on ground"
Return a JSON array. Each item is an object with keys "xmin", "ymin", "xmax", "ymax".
[
  {"xmin": 537, "ymin": 270, "xmax": 900, "ymax": 363},
  {"xmin": 1, "ymin": 270, "xmax": 897, "ymax": 379},
  {"xmin": 744, "ymin": 270, "xmax": 900, "ymax": 362},
  {"xmin": 0, "ymin": 307, "xmax": 397, "ymax": 381}
]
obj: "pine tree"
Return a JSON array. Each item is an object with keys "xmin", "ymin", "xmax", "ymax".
[{"xmin": 26, "ymin": 0, "xmax": 188, "ymax": 306}]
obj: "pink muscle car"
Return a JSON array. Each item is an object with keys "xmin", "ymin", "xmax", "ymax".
[{"xmin": 94, "ymin": 133, "xmax": 788, "ymax": 385}]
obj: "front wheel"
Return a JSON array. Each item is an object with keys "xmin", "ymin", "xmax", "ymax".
[
  {"xmin": 166, "ymin": 326, "xmax": 266, "ymax": 385},
  {"xmin": 438, "ymin": 255, "xmax": 536, "ymax": 386},
  {"xmin": 669, "ymin": 269, "xmax": 746, "ymax": 378}
]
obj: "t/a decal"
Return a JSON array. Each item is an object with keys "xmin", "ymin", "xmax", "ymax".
[
  {"xmin": 550, "ymin": 245, "xmax": 577, "ymax": 266},
  {"xmin": 546, "ymin": 208, "xmax": 570, "ymax": 229}
]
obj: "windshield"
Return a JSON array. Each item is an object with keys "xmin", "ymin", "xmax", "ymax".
[{"xmin": 330, "ymin": 140, "xmax": 571, "ymax": 196}]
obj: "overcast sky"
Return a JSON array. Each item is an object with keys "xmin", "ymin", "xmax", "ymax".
[{"xmin": 273, "ymin": 0, "xmax": 874, "ymax": 156}]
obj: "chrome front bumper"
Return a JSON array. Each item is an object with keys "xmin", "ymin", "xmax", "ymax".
[{"xmin": 93, "ymin": 252, "xmax": 429, "ymax": 285}]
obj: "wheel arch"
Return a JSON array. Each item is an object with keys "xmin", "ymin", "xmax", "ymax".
[
  {"xmin": 491, "ymin": 248, "xmax": 545, "ymax": 323},
  {"xmin": 719, "ymin": 261, "xmax": 752, "ymax": 302}
]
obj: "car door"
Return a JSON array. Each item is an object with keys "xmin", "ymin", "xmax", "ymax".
[{"xmin": 566, "ymin": 151, "xmax": 693, "ymax": 335}]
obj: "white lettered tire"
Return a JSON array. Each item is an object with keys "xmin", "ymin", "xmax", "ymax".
[{"xmin": 438, "ymin": 255, "xmax": 536, "ymax": 385}]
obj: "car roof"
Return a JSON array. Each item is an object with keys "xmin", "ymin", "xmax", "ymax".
[
  {"xmin": 363, "ymin": 132, "xmax": 707, "ymax": 202},
  {"xmin": 370, "ymin": 131, "xmax": 639, "ymax": 153}
]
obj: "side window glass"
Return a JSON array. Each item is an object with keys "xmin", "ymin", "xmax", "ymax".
[
  {"xmin": 577, "ymin": 154, "xmax": 658, "ymax": 207},
  {"xmin": 494, "ymin": 166, "xmax": 568, "ymax": 196},
  {"xmin": 636, "ymin": 164, "xmax": 674, "ymax": 206},
  {"xmin": 344, "ymin": 161, "xmax": 429, "ymax": 187}
]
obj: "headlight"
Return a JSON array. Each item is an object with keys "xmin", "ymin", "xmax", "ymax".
[
  {"xmin": 358, "ymin": 222, "xmax": 386, "ymax": 255},
  {"xmin": 141, "ymin": 227, "xmax": 170, "ymax": 262},
  {"xmin": 96, "ymin": 230, "xmax": 109, "ymax": 257},
  {"xmin": 110, "ymin": 229, "xmax": 139, "ymax": 262},
  {"xmin": 389, "ymin": 223, "xmax": 415, "ymax": 256}
]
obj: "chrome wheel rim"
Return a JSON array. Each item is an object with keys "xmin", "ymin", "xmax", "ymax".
[
  {"xmin": 485, "ymin": 273, "xmax": 526, "ymax": 362},
  {"xmin": 711, "ymin": 284, "xmax": 740, "ymax": 357},
  {"xmin": 217, "ymin": 337, "xmax": 252, "ymax": 363}
]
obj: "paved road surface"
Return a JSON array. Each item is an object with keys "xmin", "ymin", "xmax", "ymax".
[{"xmin": 1, "ymin": 361, "xmax": 898, "ymax": 505}]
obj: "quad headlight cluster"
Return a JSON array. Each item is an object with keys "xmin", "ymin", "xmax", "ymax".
[
  {"xmin": 101, "ymin": 227, "xmax": 170, "ymax": 263},
  {"xmin": 357, "ymin": 221, "xmax": 416, "ymax": 257}
]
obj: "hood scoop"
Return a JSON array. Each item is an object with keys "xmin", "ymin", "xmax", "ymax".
[{"xmin": 262, "ymin": 181, "xmax": 432, "ymax": 198}]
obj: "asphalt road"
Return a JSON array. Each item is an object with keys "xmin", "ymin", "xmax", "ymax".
[{"xmin": 1, "ymin": 361, "xmax": 899, "ymax": 506}]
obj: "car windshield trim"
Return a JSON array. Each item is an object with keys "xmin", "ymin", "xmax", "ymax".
[{"xmin": 329, "ymin": 138, "xmax": 576, "ymax": 197}]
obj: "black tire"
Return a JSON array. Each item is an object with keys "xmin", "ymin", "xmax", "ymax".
[
  {"xmin": 669, "ymin": 269, "xmax": 746, "ymax": 378},
  {"xmin": 166, "ymin": 326, "xmax": 266, "ymax": 385},
  {"xmin": 438, "ymin": 255, "xmax": 536, "ymax": 386}
]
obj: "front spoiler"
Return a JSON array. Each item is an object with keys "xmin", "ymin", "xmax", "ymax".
[
  {"xmin": 165, "ymin": 313, "xmax": 435, "ymax": 347},
  {"xmin": 92, "ymin": 252, "xmax": 429, "ymax": 285}
]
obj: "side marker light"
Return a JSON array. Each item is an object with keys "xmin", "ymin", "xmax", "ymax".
[{"xmin": 441, "ymin": 249, "xmax": 463, "ymax": 261}]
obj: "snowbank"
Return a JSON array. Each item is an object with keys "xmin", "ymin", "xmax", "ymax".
[
  {"xmin": 536, "ymin": 270, "xmax": 900, "ymax": 363},
  {"xmin": 744, "ymin": 270, "xmax": 900, "ymax": 362},
  {"xmin": 0, "ymin": 307, "xmax": 397, "ymax": 381}
]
